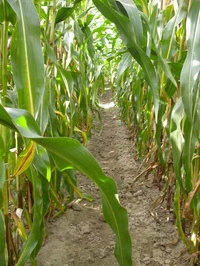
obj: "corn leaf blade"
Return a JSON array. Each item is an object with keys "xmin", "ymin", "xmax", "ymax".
[
  {"xmin": 0, "ymin": 158, "xmax": 8, "ymax": 266},
  {"xmin": 170, "ymin": 98, "xmax": 185, "ymax": 194},
  {"xmin": 0, "ymin": 105, "xmax": 132, "ymax": 266},
  {"xmin": 180, "ymin": 1, "xmax": 200, "ymax": 122},
  {"xmin": 162, "ymin": 1, "xmax": 187, "ymax": 59},
  {"xmin": 8, "ymin": 0, "xmax": 44, "ymax": 117}
]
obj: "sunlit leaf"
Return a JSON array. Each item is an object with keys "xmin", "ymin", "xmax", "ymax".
[
  {"xmin": 55, "ymin": 7, "xmax": 74, "ymax": 24},
  {"xmin": 162, "ymin": 1, "xmax": 187, "ymax": 60},
  {"xmin": 180, "ymin": 1, "xmax": 200, "ymax": 122},
  {"xmin": 0, "ymin": 158, "xmax": 7, "ymax": 265},
  {"xmin": 170, "ymin": 98, "xmax": 185, "ymax": 194},
  {"xmin": 8, "ymin": 0, "xmax": 45, "ymax": 117}
]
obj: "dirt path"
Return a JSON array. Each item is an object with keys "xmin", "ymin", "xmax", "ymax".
[{"xmin": 36, "ymin": 88, "xmax": 189, "ymax": 266}]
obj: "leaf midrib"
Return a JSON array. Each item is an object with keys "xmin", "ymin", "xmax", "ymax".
[{"xmin": 19, "ymin": 1, "xmax": 34, "ymax": 116}]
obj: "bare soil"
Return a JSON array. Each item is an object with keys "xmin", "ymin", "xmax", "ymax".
[{"xmin": 36, "ymin": 88, "xmax": 190, "ymax": 266}]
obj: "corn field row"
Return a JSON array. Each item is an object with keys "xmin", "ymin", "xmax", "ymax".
[{"xmin": 0, "ymin": 0, "xmax": 200, "ymax": 265}]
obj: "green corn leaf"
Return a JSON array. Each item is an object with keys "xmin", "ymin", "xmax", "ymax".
[
  {"xmin": 155, "ymin": 102, "xmax": 165, "ymax": 165},
  {"xmin": 180, "ymin": 1, "xmax": 200, "ymax": 123},
  {"xmin": 40, "ymin": 175, "xmax": 50, "ymax": 219},
  {"xmin": 74, "ymin": 19, "xmax": 84, "ymax": 45},
  {"xmin": 117, "ymin": 52, "xmax": 132, "ymax": 83},
  {"xmin": 55, "ymin": 0, "xmax": 82, "ymax": 24},
  {"xmin": 0, "ymin": 148, "xmax": 5, "ymax": 206},
  {"xmin": 38, "ymin": 77, "xmax": 49, "ymax": 135},
  {"xmin": 0, "ymin": 211, "xmax": 7, "ymax": 266},
  {"xmin": 161, "ymin": 1, "xmax": 187, "ymax": 60},
  {"xmin": 55, "ymin": 7, "xmax": 75, "ymax": 24},
  {"xmin": 34, "ymin": 146, "xmax": 51, "ymax": 182},
  {"xmin": 92, "ymin": 0, "xmax": 159, "ymax": 122},
  {"xmin": 115, "ymin": 0, "xmax": 143, "ymax": 46},
  {"xmin": 0, "ymin": 105, "xmax": 132, "ymax": 266},
  {"xmin": 182, "ymin": 73, "xmax": 200, "ymax": 192},
  {"xmin": 0, "ymin": 106, "xmax": 18, "ymax": 132},
  {"xmin": 0, "ymin": 158, "xmax": 8, "ymax": 266},
  {"xmin": 148, "ymin": 2, "xmax": 158, "ymax": 41},
  {"xmin": 131, "ymin": 66, "xmax": 142, "ymax": 126},
  {"xmin": 192, "ymin": 73, "xmax": 200, "ymax": 139},
  {"xmin": 8, "ymin": 0, "xmax": 44, "ymax": 117},
  {"xmin": 0, "ymin": 1, "xmax": 3, "ymax": 22},
  {"xmin": 170, "ymin": 98, "xmax": 186, "ymax": 195},
  {"xmin": 182, "ymin": 118, "xmax": 197, "ymax": 192},
  {"xmin": 4, "ymin": 107, "xmax": 41, "ymax": 137},
  {"xmin": 0, "ymin": 1, "xmax": 16, "ymax": 24},
  {"xmin": 140, "ymin": 12, "xmax": 177, "ymax": 87}
]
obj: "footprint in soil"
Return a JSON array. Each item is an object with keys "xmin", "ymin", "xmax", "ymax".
[{"xmin": 35, "ymin": 88, "xmax": 189, "ymax": 266}]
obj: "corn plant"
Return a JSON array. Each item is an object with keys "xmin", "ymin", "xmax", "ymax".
[
  {"xmin": 93, "ymin": 0, "xmax": 200, "ymax": 264},
  {"xmin": 0, "ymin": 0, "xmax": 132, "ymax": 265}
]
